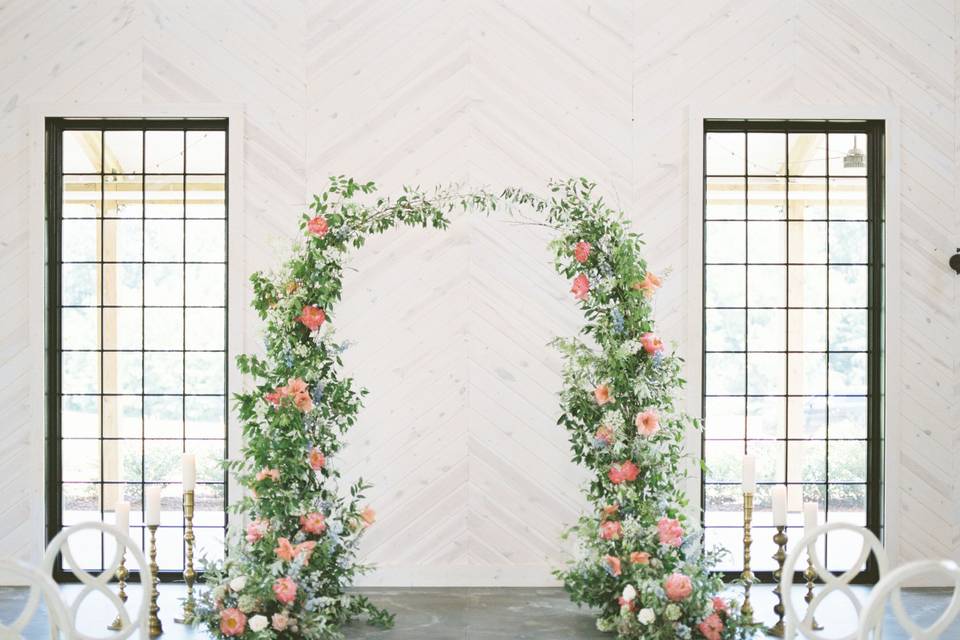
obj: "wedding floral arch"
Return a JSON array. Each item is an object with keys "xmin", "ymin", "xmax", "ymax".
[{"xmin": 195, "ymin": 177, "xmax": 756, "ymax": 640}]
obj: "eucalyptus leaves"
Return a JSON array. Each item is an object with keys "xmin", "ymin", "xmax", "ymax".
[{"xmin": 195, "ymin": 177, "xmax": 755, "ymax": 640}]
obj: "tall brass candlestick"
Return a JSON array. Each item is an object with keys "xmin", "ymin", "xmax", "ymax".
[
  {"xmin": 106, "ymin": 551, "xmax": 128, "ymax": 631},
  {"xmin": 768, "ymin": 526, "xmax": 788, "ymax": 637},
  {"xmin": 147, "ymin": 524, "xmax": 163, "ymax": 637},
  {"xmin": 741, "ymin": 492, "xmax": 754, "ymax": 620},
  {"xmin": 175, "ymin": 490, "xmax": 196, "ymax": 624},
  {"xmin": 804, "ymin": 557, "xmax": 823, "ymax": 630}
]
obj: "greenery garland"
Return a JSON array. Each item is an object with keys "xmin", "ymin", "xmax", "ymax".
[{"xmin": 195, "ymin": 177, "xmax": 757, "ymax": 640}]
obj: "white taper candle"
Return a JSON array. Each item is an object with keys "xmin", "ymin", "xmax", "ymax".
[
  {"xmin": 772, "ymin": 485, "xmax": 787, "ymax": 526},
  {"xmin": 803, "ymin": 502, "xmax": 819, "ymax": 535},
  {"xmin": 145, "ymin": 486, "xmax": 162, "ymax": 526},
  {"xmin": 742, "ymin": 455, "xmax": 756, "ymax": 494},
  {"xmin": 182, "ymin": 453, "xmax": 196, "ymax": 492},
  {"xmin": 114, "ymin": 501, "xmax": 130, "ymax": 534}
]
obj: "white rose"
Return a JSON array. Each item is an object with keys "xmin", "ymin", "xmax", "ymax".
[
  {"xmin": 621, "ymin": 584, "xmax": 637, "ymax": 602},
  {"xmin": 637, "ymin": 608, "xmax": 655, "ymax": 625},
  {"xmin": 229, "ymin": 576, "xmax": 247, "ymax": 592},
  {"xmin": 665, "ymin": 603, "xmax": 682, "ymax": 620},
  {"xmin": 248, "ymin": 615, "xmax": 268, "ymax": 632}
]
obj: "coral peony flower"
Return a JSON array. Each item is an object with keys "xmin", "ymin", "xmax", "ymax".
[
  {"xmin": 245, "ymin": 519, "xmax": 268, "ymax": 543},
  {"xmin": 633, "ymin": 272, "xmax": 662, "ymax": 299},
  {"xmin": 599, "ymin": 520, "xmax": 622, "ymax": 540},
  {"xmin": 573, "ymin": 241, "xmax": 592, "ymax": 264},
  {"xmin": 657, "ymin": 517, "xmax": 683, "ymax": 547},
  {"xmin": 308, "ymin": 447, "xmax": 326, "ymax": 470},
  {"xmin": 608, "ymin": 461, "xmax": 639, "ymax": 485},
  {"xmin": 361, "ymin": 506, "xmax": 376, "ymax": 527},
  {"xmin": 640, "ymin": 332, "xmax": 664, "ymax": 355},
  {"xmin": 296, "ymin": 540, "xmax": 317, "ymax": 561},
  {"xmin": 256, "ymin": 467, "xmax": 280, "ymax": 482},
  {"xmin": 265, "ymin": 389, "xmax": 283, "ymax": 405},
  {"xmin": 664, "ymin": 573, "xmax": 693, "ymax": 602},
  {"xmin": 307, "ymin": 215, "xmax": 329, "ymax": 237},
  {"xmin": 571, "ymin": 274, "xmax": 590, "ymax": 301},
  {"xmin": 699, "ymin": 613, "xmax": 725, "ymax": 640},
  {"xmin": 635, "ymin": 409, "xmax": 660, "ymax": 437},
  {"xmin": 593, "ymin": 383, "xmax": 612, "ymax": 405},
  {"xmin": 297, "ymin": 305, "xmax": 326, "ymax": 331},
  {"xmin": 300, "ymin": 512, "xmax": 327, "ymax": 535},
  {"xmin": 272, "ymin": 577, "xmax": 298, "ymax": 605},
  {"xmin": 712, "ymin": 596, "xmax": 728, "ymax": 613},
  {"xmin": 630, "ymin": 551, "xmax": 650, "ymax": 565},
  {"xmin": 219, "ymin": 608, "xmax": 247, "ymax": 637},
  {"xmin": 603, "ymin": 555, "xmax": 621, "ymax": 577},
  {"xmin": 271, "ymin": 612, "xmax": 289, "ymax": 631},
  {"xmin": 275, "ymin": 537, "xmax": 297, "ymax": 562}
]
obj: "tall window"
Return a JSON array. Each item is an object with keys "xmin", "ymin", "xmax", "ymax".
[
  {"xmin": 46, "ymin": 119, "xmax": 229, "ymax": 577},
  {"xmin": 700, "ymin": 120, "xmax": 883, "ymax": 580}
]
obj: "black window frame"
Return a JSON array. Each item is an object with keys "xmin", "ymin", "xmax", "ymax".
[
  {"xmin": 699, "ymin": 119, "xmax": 885, "ymax": 584},
  {"xmin": 45, "ymin": 117, "xmax": 230, "ymax": 582}
]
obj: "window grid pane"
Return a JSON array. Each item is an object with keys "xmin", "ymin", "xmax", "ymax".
[
  {"xmin": 50, "ymin": 120, "xmax": 228, "ymax": 576},
  {"xmin": 702, "ymin": 122, "xmax": 879, "ymax": 575}
]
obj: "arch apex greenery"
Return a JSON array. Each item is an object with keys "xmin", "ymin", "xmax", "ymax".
[{"xmin": 195, "ymin": 176, "xmax": 758, "ymax": 640}]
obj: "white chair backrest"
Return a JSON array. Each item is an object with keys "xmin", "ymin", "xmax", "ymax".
[
  {"xmin": 0, "ymin": 559, "xmax": 69, "ymax": 639},
  {"xmin": 781, "ymin": 522, "xmax": 888, "ymax": 640},
  {"xmin": 40, "ymin": 522, "xmax": 151, "ymax": 640},
  {"xmin": 857, "ymin": 559, "xmax": 960, "ymax": 640}
]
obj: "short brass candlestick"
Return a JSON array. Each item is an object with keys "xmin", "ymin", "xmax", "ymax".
[
  {"xmin": 741, "ymin": 492, "xmax": 754, "ymax": 620},
  {"xmin": 768, "ymin": 526, "xmax": 788, "ymax": 637},
  {"xmin": 147, "ymin": 524, "xmax": 163, "ymax": 637},
  {"xmin": 804, "ymin": 556, "xmax": 823, "ymax": 630},
  {"xmin": 175, "ymin": 489, "xmax": 196, "ymax": 624},
  {"xmin": 106, "ymin": 551, "xmax": 128, "ymax": 630}
]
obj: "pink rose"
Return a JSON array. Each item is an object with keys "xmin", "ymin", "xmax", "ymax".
[
  {"xmin": 300, "ymin": 512, "xmax": 327, "ymax": 535},
  {"xmin": 219, "ymin": 608, "xmax": 247, "ymax": 637},
  {"xmin": 633, "ymin": 272, "xmax": 662, "ymax": 299},
  {"xmin": 603, "ymin": 555, "xmax": 621, "ymax": 577},
  {"xmin": 608, "ymin": 461, "xmax": 639, "ymax": 485},
  {"xmin": 573, "ymin": 241, "xmax": 591, "ymax": 264},
  {"xmin": 630, "ymin": 551, "xmax": 650, "ymax": 565},
  {"xmin": 307, "ymin": 215, "xmax": 329, "ymax": 237},
  {"xmin": 271, "ymin": 612, "xmax": 289, "ymax": 631},
  {"xmin": 599, "ymin": 520, "xmax": 622, "ymax": 540},
  {"xmin": 272, "ymin": 577, "xmax": 298, "ymax": 605},
  {"xmin": 361, "ymin": 506, "xmax": 376, "ymax": 527},
  {"xmin": 640, "ymin": 332, "xmax": 664, "ymax": 355},
  {"xmin": 245, "ymin": 519, "xmax": 268, "ymax": 543},
  {"xmin": 635, "ymin": 409, "xmax": 660, "ymax": 436},
  {"xmin": 699, "ymin": 612, "xmax": 724, "ymax": 640},
  {"xmin": 712, "ymin": 596, "xmax": 728, "ymax": 613},
  {"xmin": 593, "ymin": 384, "xmax": 612, "ymax": 405},
  {"xmin": 571, "ymin": 274, "xmax": 590, "ymax": 301},
  {"xmin": 297, "ymin": 305, "xmax": 326, "ymax": 332},
  {"xmin": 664, "ymin": 573, "xmax": 693, "ymax": 602},
  {"xmin": 308, "ymin": 447, "xmax": 326, "ymax": 470},
  {"xmin": 657, "ymin": 517, "xmax": 683, "ymax": 547}
]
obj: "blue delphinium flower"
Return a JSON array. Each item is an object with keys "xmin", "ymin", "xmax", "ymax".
[
  {"xmin": 675, "ymin": 623, "xmax": 691, "ymax": 639},
  {"xmin": 311, "ymin": 383, "xmax": 324, "ymax": 405},
  {"xmin": 610, "ymin": 308, "xmax": 625, "ymax": 334}
]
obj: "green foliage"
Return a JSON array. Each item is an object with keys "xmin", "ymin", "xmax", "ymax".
[{"xmin": 196, "ymin": 176, "xmax": 757, "ymax": 640}]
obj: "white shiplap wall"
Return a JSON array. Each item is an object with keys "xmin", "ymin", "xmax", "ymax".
[{"xmin": 0, "ymin": 0, "xmax": 956, "ymax": 585}]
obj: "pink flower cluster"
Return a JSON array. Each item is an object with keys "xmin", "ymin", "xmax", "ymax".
[
  {"xmin": 633, "ymin": 271, "xmax": 662, "ymax": 299},
  {"xmin": 245, "ymin": 518, "xmax": 269, "ymax": 543},
  {"xmin": 307, "ymin": 215, "xmax": 329, "ymax": 237},
  {"xmin": 274, "ymin": 537, "xmax": 317, "ymax": 562},
  {"xmin": 300, "ymin": 511, "xmax": 326, "ymax": 535},
  {"xmin": 599, "ymin": 520, "xmax": 622, "ymax": 540},
  {"xmin": 255, "ymin": 467, "xmax": 280, "ymax": 482},
  {"xmin": 635, "ymin": 409, "xmax": 659, "ymax": 436},
  {"xmin": 219, "ymin": 608, "xmax": 246, "ymax": 636},
  {"xmin": 573, "ymin": 241, "xmax": 591, "ymax": 264},
  {"xmin": 608, "ymin": 461, "xmax": 639, "ymax": 485},
  {"xmin": 297, "ymin": 305, "xmax": 326, "ymax": 331},
  {"xmin": 273, "ymin": 577, "xmax": 298, "ymax": 604},
  {"xmin": 664, "ymin": 572, "xmax": 692, "ymax": 601},
  {"xmin": 308, "ymin": 447, "xmax": 326, "ymax": 470},
  {"xmin": 657, "ymin": 517, "xmax": 683, "ymax": 547},
  {"xmin": 265, "ymin": 377, "xmax": 313, "ymax": 412},
  {"xmin": 640, "ymin": 332, "xmax": 664, "ymax": 355},
  {"xmin": 571, "ymin": 274, "xmax": 590, "ymax": 301}
]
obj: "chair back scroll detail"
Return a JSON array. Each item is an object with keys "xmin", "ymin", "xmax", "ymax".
[{"xmin": 856, "ymin": 559, "xmax": 960, "ymax": 640}]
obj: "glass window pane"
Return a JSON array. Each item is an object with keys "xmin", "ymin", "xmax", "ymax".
[
  {"xmin": 102, "ymin": 220, "xmax": 143, "ymax": 261},
  {"xmin": 748, "ymin": 352, "xmax": 785, "ymax": 395},
  {"xmin": 828, "ymin": 133, "xmax": 867, "ymax": 177},
  {"xmin": 144, "ymin": 308, "xmax": 184, "ymax": 350},
  {"xmin": 747, "ymin": 265, "xmax": 785, "ymax": 307},
  {"xmin": 829, "ymin": 309, "xmax": 867, "ymax": 351},
  {"xmin": 747, "ymin": 397, "xmax": 785, "ymax": 439},
  {"xmin": 63, "ymin": 175, "xmax": 102, "ymax": 218},
  {"xmin": 186, "ymin": 175, "xmax": 226, "ymax": 218},
  {"xmin": 144, "ymin": 220, "xmax": 184, "ymax": 262},
  {"xmin": 747, "ymin": 132, "xmax": 785, "ymax": 175},
  {"xmin": 61, "ymin": 219, "xmax": 99, "ymax": 262},
  {"xmin": 787, "ymin": 396, "xmax": 826, "ymax": 439},
  {"xmin": 186, "ymin": 352, "xmax": 225, "ymax": 394},
  {"xmin": 144, "ymin": 352, "xmax": 183, "ymax": 394},
  {"xmin": 747, "ymin": 221, "xmax": 786, "ymax": 263},
  {"xmin": 788, "ymin": 308, "xmax": 826, "ymax": 351},
  {"xmin": 103, "ymin": 396, "xmax": 142, "ymax": 439},
  {"xmin": 748, "ymin": 309, "xmax": 785, "ymax": 351},
  {"xmin": 185, "ymin": 220, "xmax": 226, "ymax": 262},
  {"xmin": 145, "ymin": 395, "xmax": 183, "ymax": 439},
  {"xmin": 789, "ymin": 440, "xmax": 826, "ymax": 482},
  {"xmin": 61, "ymin": 351, "xmax": 99, "ymax": 394},
  {"xmin": 829, "ymin": 265, "xmax": 868, "ymax": 307},
  {"xmin": 185, "ymin": 308, "xmax": 225, "ymax": 350},
  {"xmin": 186, "ymin": 396, "xmax": 225, "ymax": 439},
  {"xmin": 829, "ymin": 353, "xmax": 867, "ymax": 394},
  {"xmin": 788, "ymin": 221, "xmax": 827, "ymax": 263},
  {"xmin": 104, "ymin": 307, "xmax": 142, "ymax": 351},
  {"xmin": 788, "ymin": 265, "xmax": 826, "ymax": 307},
  {"xmin": 104, "ymin": 175, "xmax": 143, "ymax": 218},
  {"xmin": 103, "ymin": 439, "xmax": 143, "ymax": 482},
  {"xmin": 787, "ymin": 133, "xmax": 827, "ymax": 176},
  {"xmin": 62, "ymin": 440, "xmax": 101, "ymax": 482},
  {"xmin": 145, "ymin": 130, "xmax": 184, "ymax": 173},
  {"xmin": 829, "ymin": 396, "xmax": 867, "ymax": 439},
  {"xmin": 829, "ymin": 221, "xmax": 868, "ymax": 264},
  {"xmin": 185, "ymin": 264, "xmax": 225, "ymax": 306},
  {"xmin": 704, "ymin": 397, "xmax": 744, "ymax": 439},
  {"xmin": 829, "ymin": 441, "xmax": 866, "ymax": 482},
  {"xmin": 145, "ymin": 175, "xmax": 184, "ymax": 218},
  {"xmin": 102, "ymin": 352, "xmax": 142, "ymax": 394},
  {"xmin": 186, "ymin": 131, "xmax": 226, "ymax": 173},
  {"xmin": 705, "ymin": 221, "xmax": 744, "ymax": 263},
  {"xmin": 704, "ymin": 440, "xmax": 743, "ymax": 482},
  {"xmin": 104, "ymin": 130, "xmax": 143, "ymax": 174},
  {"xmin": 144, "ymin": 440, "xmax": 183, "ymax": 484},
  {"xmin": 61, "ymin": 308, "xmax": 100, "ymax": 350},
  {"xmin": 145, "ymin": 264, "xmax": 184, "ymax": 306},
  {"xmin": 829, "ymin": 178, "xmax": 867, "ymax": 220},
  {"xmin": 788, "ymin": 178, "xmax": 826, "ymax": 219},
  {"xmin": 62, "ymin": 395, "xmax": 100, "ymax": 438},
  {"xmin": 705, "ymin": 265, "xmax": 746, "ymax": 307},
  {"xmin": 186, "ymin": 440, "xmax": 225, "ymax": 483},
  {"xmin": 788, "ymin": 353, "xmax": 827, "ymax": 395},
  {"xmin": 195, "ymin": 484, "xmax": 226, "ymax": 528},
  {"xmin": 705, "ymin": 353, "xmax": 745, "ymax": 394},
  {"xmin": 747, "ymin": 177, "xmax": 785, "ymax": 219},
  {"xmin": 706, "ymin": 132, "xmax": 744, "ymax": 175},
  {"xmin": 63, "ymin": 131, "xmax": 102, "ymax": 173},
  {"xmin": 62, "ymin": 483, "xmax": 102, "ymax": 526},
  {"xmin": 61, "ymin": 264, "xmax": 99, "ymax": 306},
  {"xmin": 746, "ymin": 441, "xmax": 785, "ymax": 483}
]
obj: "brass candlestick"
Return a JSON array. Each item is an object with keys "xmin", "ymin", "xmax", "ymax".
[
  {"xmin": 768, "ymin": 526, "xmax": 788, "ymax": 637},
  {"xmin": 741, "ymin": 492, "xmax": 754, "ymax": 620},
  {"xmin": 175, "ymin": 490, "xmax": 196, "ymax": 624},
  {"xmin": 147, "ymin": 524, "xmax": 163, "ymax": 637},
  {"xmin": 106, "ymin": 551, "xmax": 128, "ymax": 630},
  {"xmin": 804, "ymin": 556, "xmax": 824, "ymax": 630}
]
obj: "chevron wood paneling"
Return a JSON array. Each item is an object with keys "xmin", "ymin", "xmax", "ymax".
[{"xmin": 1, "ymin": 0, "xmax": 958, "ymax": 585}]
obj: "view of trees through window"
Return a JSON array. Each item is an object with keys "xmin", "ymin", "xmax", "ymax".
[
  {"xmin": 700, "ymin": 120, "xmax": 882, "ymax": 576},
  {"xmin": 48, "ymin": 119, "xmax": 228, "ymax": 575}
]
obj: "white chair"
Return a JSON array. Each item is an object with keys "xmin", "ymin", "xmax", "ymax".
[
  {"xmin": 0, "ymin": 559, "xmax": 68, "ymax": 639},
  {"xmin": 857, "ymin": 559, "xmax": 960, "ymax": 639},
  {"xmin": 41, "ymin": 522, "xmax": 151, "ymax": 640},
  {"xmin": 781, "ymin": 522, "xmax": 889, "ymax": 640}
]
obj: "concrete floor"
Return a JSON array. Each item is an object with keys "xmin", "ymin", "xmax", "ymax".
[{"xmin": 1, "ymin": 584, "xmax": 958, "ymax": 639}]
